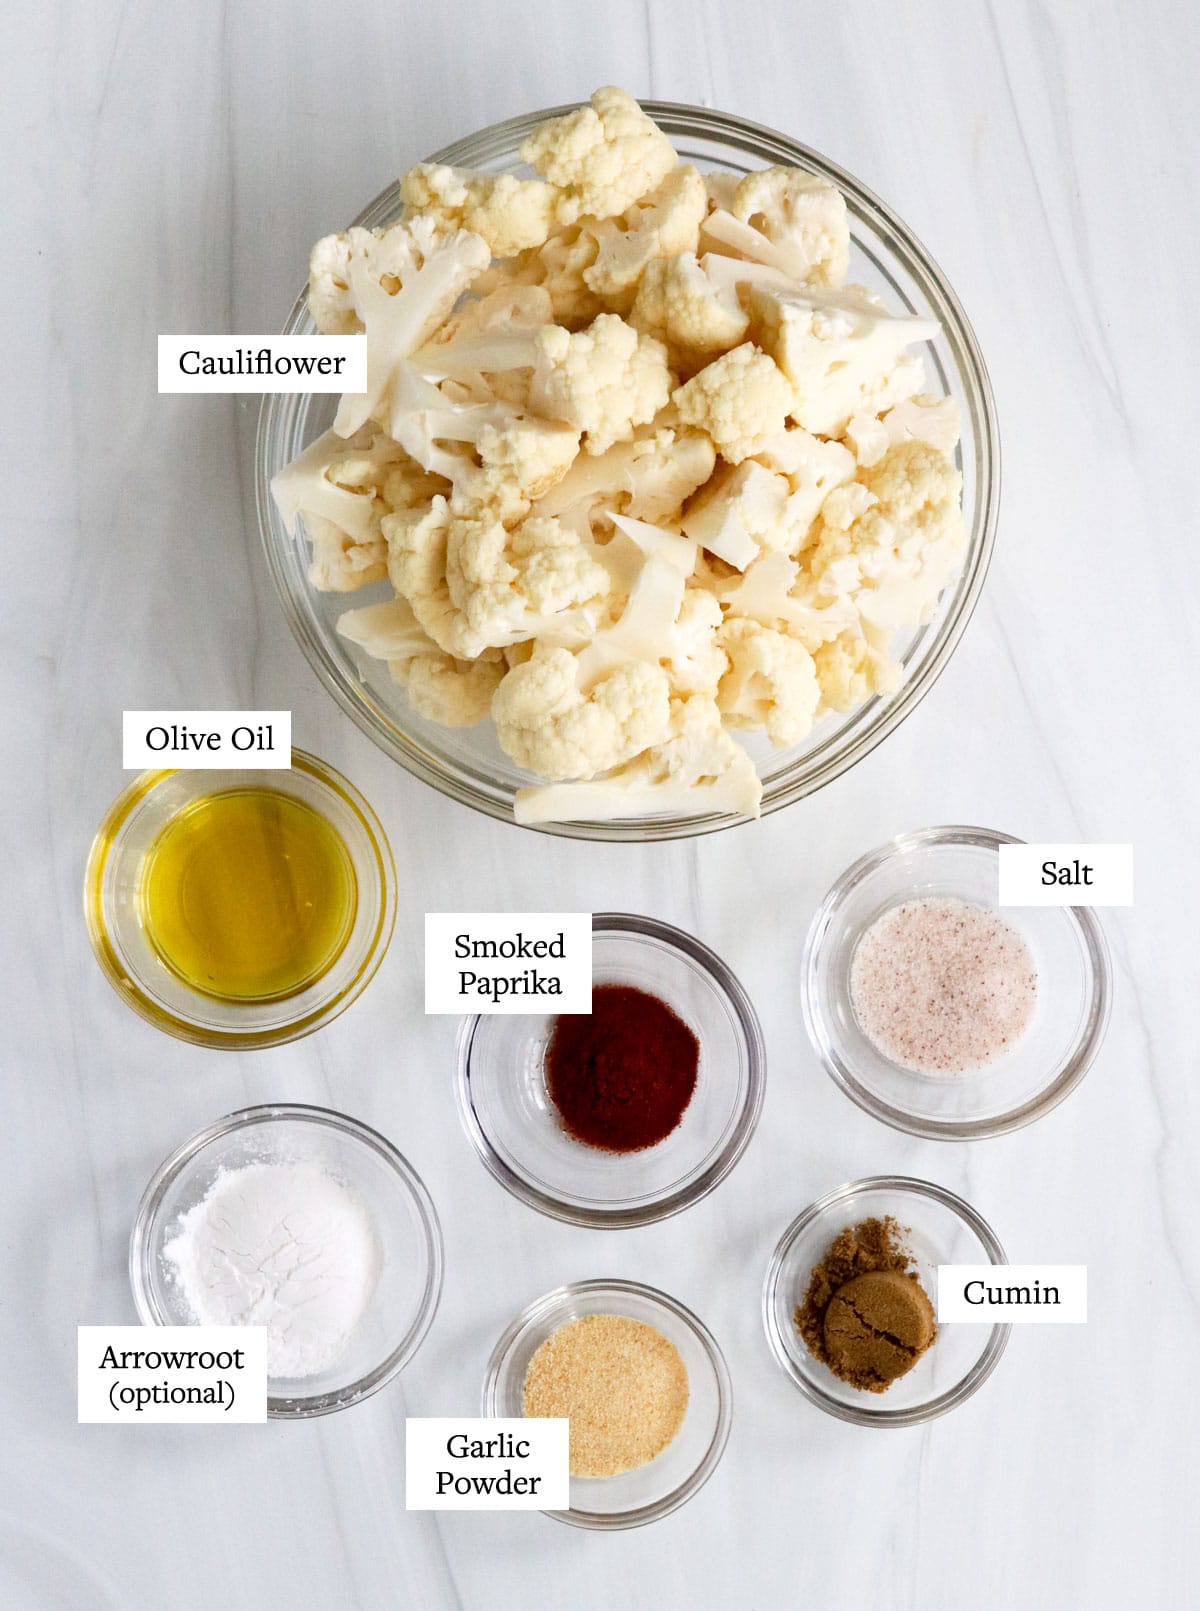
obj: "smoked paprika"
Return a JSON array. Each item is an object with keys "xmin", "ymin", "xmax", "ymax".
[{"xmin": 545, "ymin": 984, "xmax": 700, "ymax": 1152}]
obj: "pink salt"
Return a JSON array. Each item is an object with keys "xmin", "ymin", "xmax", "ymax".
[{"xmin": 849, "ymin": 897, "xmax": 1037, "ymax": 1075}]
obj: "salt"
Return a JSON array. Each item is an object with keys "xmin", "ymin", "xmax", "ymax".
[{"xmin": 849, "ymin": 897, "xmax": 1037, "ymax": 1075}]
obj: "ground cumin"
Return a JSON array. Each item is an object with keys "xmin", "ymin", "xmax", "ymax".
[{"xmin": 795, "ymin": 1216, "xmax": 936, "ymax": 1392}]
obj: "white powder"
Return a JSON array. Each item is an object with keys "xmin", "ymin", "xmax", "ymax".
[{"xmin": 162, "ymin": 1161, "xmax": 381, "ymax": 1379}]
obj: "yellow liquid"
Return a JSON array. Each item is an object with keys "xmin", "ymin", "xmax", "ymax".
[{"xmin": 138, "ymin": 788, "xmax": 358, "ymax": 1002}]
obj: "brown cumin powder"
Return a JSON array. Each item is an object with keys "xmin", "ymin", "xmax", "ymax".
[
  {"xmin": 795, "ymin": 1216, "xmax": 937, "ymax": 1392},
  {"xmin": 522, "ymin": 1314, "xmax": 689, "ymax": 1477}
]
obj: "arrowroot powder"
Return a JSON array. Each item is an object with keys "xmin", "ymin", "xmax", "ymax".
[
  {"xmin": 849, "ymin": 897, "xmax": 1037, "ymax": 1074},
  {"xmin": 162, "ymin": 1161, "xmax": 381, "ymax": 1378}
]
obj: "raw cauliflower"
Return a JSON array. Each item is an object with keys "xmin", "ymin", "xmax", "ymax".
[
  {"xmin": 308, "ymin": 217, "xmax": 490, "ymax": 437},
  {"xmin": 486, "ymin": 224, "xmax": 607, "ymax": 328},
  {"xmin": 534, "ymin": 425, "xmax": 715, "ymax": 537},
  {"xmin": 681, "ymin": 460, "xmax": 792, "ymax": 568},
  {"xmin": 746, "ymin": 282, "xmax": 939, "ymax": 438},
  {"xmin": 630, "ymin": 251, "xmax": 751, "ymax": 372},
  {"xmin": 520, "ymin": 86, "xmax": 678, "ymax": 223},
  {"xmin": 400, "ymin": 164, "xmax": 557, "ymax": 256},
  {"xmin": 514, "ymin": 694, "xmax": 762, "ymax": 824},
  {"xmin": 531, "ymin": 314, "xmax": 673, "ymax": 454},
  {"xmin": 813, "ymin": 629, "xmax": 902, "ymax": 715},
  {"xmin": 385, "ymin": 499, "xmax": 608, "ymax": 659},
  {"xmin": 844, "ymin": 393, "xmax": 962, "ymax": 468},
  {"xmin": 493, "ymin": 645, "xmax": 671, "ymax": 779},
  {"xmin": 583, "ymin": 166, "xmax": 707, "ymax": 311},
  {"xmin": 270, "ymin": 426, "xmax": 444, "ymax": 592},
  {"xmin": 672, "ymin": 343, "xmax": 795, "ymax": 463},
  {"xmin": 806, "ymin": 440, "xmax": 965, "ymax": 629},
  {"xmin": 274, "ymin": 88, "xmax": 970, "ymax": 823},
  {"xmin": 717, "ymin": 618, "xmax": 820, "ymax": 745},
  {"xmin": 335, "ymin": 596, "xmax": 503, "ymax": 725},
  {"xmin": 706, "ymin": 167, "xmax": 850, "ymax": 287}
]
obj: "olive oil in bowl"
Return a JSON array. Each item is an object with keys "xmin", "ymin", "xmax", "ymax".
[{"xmin": 138, "ymin": 787, "xmax": 358, "ymax": 1002}]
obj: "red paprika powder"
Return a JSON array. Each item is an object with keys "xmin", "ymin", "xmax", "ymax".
[{"xmin": 545, "ymin": 984, "xmax": 700, "ymax": 1152}]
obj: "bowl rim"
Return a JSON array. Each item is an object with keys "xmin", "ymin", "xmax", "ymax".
[
  {"xmin": 762, "ymin": 1174, "xmax": 1011, "ymax": 1426},
  {"xmin": 254, "ymin": 97, "xmax": 1001, "ymax": 841},
  {"xmin": 800, "ymin": 824, "xmax": 1113, "ymax": 1139},
  {"xmin": 481, "ymin": 1277, "xmax": 733, "ymax": 1529},
  {"xmin": 83, "ymin": 749, "xmax": 397, "ymax": 1049},
  {"xmin": 128, "ymin": 1102, "xmax": 444, "ymax": 1418},
  {"xmin": 454, "ymin": 912, "xmax": 766, "ymax": 1227}
]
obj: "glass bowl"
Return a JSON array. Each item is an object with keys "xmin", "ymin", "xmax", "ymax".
[
  {"xmin": 256, "ymin": 100, "xmax": 1000, "ymax": 840},
  {"xmin": 455, "ymin": 913, "xmax": 765, "ymax": 1226},
  {"xmin": 130, "ymin": 1104, "xmax": 443, "ymax": 1418},
  {"xmin": 763, "ymin": 1176, "xmax": 1009, "ymax": 1426},
  {"xmin": 483, "ymin": 1279, "xmax": 732, "ymax": 1528},
  {"xmin": 84, "ymin": 749, "xmax": 396, "ymax": 1048},
  {"xmin": 801, "ymin": 826, "xmax": 1111, "ymax": 1139}
]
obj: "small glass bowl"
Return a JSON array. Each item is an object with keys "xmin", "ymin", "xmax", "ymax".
[
  {"xmin": 483, "ymin": 1279, "xmax": 732, "ymax": 1529},
  {"xmin": 763, "ymin": 1176, "xmax": 1009, "ymax": 1426},
  {"xmin": 256, "ymin": 101, "xmax": 999, "ymax": 840},
  {"xmin": 801, "ymin": 826, "xmax": 1111, "ymax": 1139},
  {"xmin": 84, "ymin": 749, "xmax": 396, "ymax": 1048},
  {"xmin": 455, "ymin": 914, "xmax": 765, "ymax": 1227},
  {"xmin": 130, "ymin": 1104, "xmax": 443, "ymax": 1418}
]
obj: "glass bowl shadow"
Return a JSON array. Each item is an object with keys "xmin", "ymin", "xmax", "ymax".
[{"xmin": 256, "ymin": 100, "xmax": 1000, "ymax": 840}]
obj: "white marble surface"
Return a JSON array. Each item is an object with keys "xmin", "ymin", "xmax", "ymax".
[{"xmin": 4, "ymin": 1, "xmax": 1197, "ymax": 1606}]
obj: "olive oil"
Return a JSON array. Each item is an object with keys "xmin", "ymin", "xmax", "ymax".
[{"xmin": 138, "ymin": 788, "xmax": 357, "ymax": 1002}]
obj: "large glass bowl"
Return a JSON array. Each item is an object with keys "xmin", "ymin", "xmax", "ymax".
[{"xmin": 257, "ymin": 101, "xmax": 999, "ymax": 840}]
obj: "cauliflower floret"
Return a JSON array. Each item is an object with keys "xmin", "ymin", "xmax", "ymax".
[
  {"xmin": 672, "ymin": 343, "xmax": 795, "ymax": 463},
  {"xmin": 530, "ymin": 314, "xmax": 673, "ymax": 454},
  {"xmin": 400, "ymin": 164, "xmax": 557, "ymax": 256},
  {"xmin": 746, "ymin": 283, "xmax": 939, "ymax": 438},
  {"xmin": 485, "ymin": 224, "xmax": 607, "ymax": 328},
  {"xmin": 430, "ymin": 281, "xmax": 556, "ymax": 407},
  {"xmin": 718, "ymin": 551, "xmax": 858, "ymax": 649},
  {"xmin": 583, "ymin": 166, "xmax": 707, "ymax": 312},
  {"xmin": 681, "ymin": 460, "xmax": 792, "ymax": 568},
  {"xmin": 384, "ymin": 382, "xmax": 581, "ymax": 522},
  {"xmin": 844, "ymin": 394, "xmax": 962, "ymax": 468},
  {"xmin": 395, "ymin": 651, "xmax": 505, "ymax": 726},
  {"xmin": 271, "ymin": 426, "xmax": 438, "ymax": 593},
  {"xmin": 813, "ymin": 630, "xmax": 901, "ymax": 714},
  {"xmin": 271, "ymin": 425, "xmax": 405, "ymax": 540},
  {"xmin": 493, "ymin": 646, "xmax": 671, "ymax": 779},
  {"xmin": 415, "ymin": 312, "xmax": 672, "ymax": 457},
  {"xmin": 630, "ymin": 251, "xmax": 750, "ymax": 372},
  {"xmin": 309, "ymin": 217, "xmax": 490, "ymax": 437},
  {"xmin": 713, "ymin": 167, "xmax": 850, "ymax": 287},
  {"xmin": 520, "ymin": 87, "xmax": 677, "ymax": 224},
  {"xmin": 668, "ymin": 588, "xmax": 728, "ymax": 694},
  {"xmin": 534, "ymin": 426, "xmax": 716, "ymax": 537},
  {"xmin": 806, "ymin": 441, "xmax": 965, "ymax": 628},
  {"xmin": 751, "ymin": 427, "xmax": 857, "ymax": 548},
  {"xmin": 513, "ymin": 694, "xmax": 762, "ymax": 824},
  {"xmin": 717, "ymin": 618, "xmax": 820, "ymax": 745},
  {"xmin": 335, "ymin": 596, "xmax": 504, "ymax": 726},
  {"xmin": 386, "ymin": 499, "xmax": 607, "ymax": 658}
]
